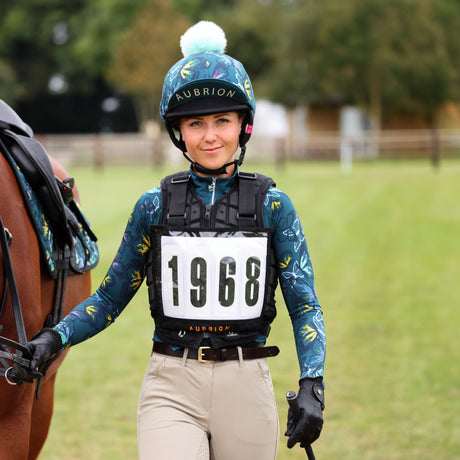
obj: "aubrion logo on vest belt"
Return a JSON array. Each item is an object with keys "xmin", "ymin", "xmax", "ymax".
[
  {"xmin": 188, "ymin": 324, "xmax": 232, "ymax": 333},
  {"xmin": 174, "ymin": 87, "xmax": 237, "ymax": 103}
]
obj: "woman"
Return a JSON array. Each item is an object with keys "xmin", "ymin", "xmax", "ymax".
[{"xmin": 12, "ymin": 21, "xmax": 326, "ymax": 460}]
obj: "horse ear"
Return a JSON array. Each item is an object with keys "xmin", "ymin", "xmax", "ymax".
[{"xmin": 0, "ymin": 100, "xmax": 33, "ymax": 138}]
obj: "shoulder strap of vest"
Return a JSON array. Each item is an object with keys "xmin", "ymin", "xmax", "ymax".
[
  {"xmin": 237, "ymin": 171, "xmax": 258, "ymax": 227},
  {"xmin": 238, "ymin": 171, "xmax": 275, "ymax": 227},
  {"xmin": 163, "ymin": 170, "xmax": 190, "ymax": 226}
]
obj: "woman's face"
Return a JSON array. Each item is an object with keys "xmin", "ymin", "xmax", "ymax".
[{"xmin": 179, "ymin": 111, "xmax": 242, "ymax": 177}]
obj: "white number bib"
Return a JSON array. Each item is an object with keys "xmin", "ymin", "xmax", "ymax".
[{"xmin": 160, "ymin": 233, "xmax": 268, "ymax": 321}]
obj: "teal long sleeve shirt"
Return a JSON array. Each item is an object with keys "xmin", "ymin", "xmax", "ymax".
[{"xmin": 54, "ymin": 168, "xmax": 326, "ymax": 379}]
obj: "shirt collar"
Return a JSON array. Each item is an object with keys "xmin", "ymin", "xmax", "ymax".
[{"xmin": 189, "ymin": 167, "xmax": 238, "ymax": 204}]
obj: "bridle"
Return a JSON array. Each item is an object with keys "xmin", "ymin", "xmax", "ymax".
[{"xmin": 0, "ymin": 215, "xmax": 31, "ymax": 384}]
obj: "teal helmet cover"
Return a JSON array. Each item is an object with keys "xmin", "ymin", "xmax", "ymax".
[{"xmin": 160, "ymin": 51, "xmax": 255, "ymax": 119}]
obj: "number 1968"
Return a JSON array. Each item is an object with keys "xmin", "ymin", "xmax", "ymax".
[{"xmin": 167, "ymin": 255, "xmax": 261, "ymax": 309}]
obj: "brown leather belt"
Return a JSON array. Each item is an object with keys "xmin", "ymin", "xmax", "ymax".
[{"xmin": 152, "ymin": 341, "xmax": 280, "ymax": 363}]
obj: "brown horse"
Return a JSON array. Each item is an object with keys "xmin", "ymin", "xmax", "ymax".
[{"xmin": 0, "ymin": 151, "xmax": 92, "ymax": 460}]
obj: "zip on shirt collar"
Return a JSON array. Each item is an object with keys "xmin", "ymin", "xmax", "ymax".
[{"xmin": 189, "ymin": 167, "xmax": 238, "ymax": 206}]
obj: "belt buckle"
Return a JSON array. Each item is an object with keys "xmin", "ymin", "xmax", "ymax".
[{"xmin": 198, "ymin": 346, "xmax": 214, "ymax": 363}]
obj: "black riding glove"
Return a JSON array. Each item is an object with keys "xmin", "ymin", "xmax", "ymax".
[
  {"xmin": 9, "ymin": 328, "xmax": 63, "ymax": 385},
  {"xmin": 285, "ymin": 377, "xmax": 325, "ymax": 448}
]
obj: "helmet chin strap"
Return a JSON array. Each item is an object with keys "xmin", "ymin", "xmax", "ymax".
[{"xmin": 182, "ymin": 146, "xmax": 246, "ymax": 176}]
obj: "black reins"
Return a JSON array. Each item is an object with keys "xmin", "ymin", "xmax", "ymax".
[
  {"xmin": 0, "ymin": 214, "xmax": 71, "ymax": 394},
  {"xmin": 0, "ymin": 216, "xmax": 31, "ymax": 383}
]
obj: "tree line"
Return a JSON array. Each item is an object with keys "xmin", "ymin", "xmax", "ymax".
[{"xmin": 1, "ymin": 0, "xmax": 460, "ymax": 145}]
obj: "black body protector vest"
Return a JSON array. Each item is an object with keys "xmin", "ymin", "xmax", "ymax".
[{"xmin": 146, "ymin": 170, "xmax": 278, "ymax": 349}]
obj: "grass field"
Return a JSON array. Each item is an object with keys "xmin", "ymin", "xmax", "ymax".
[{"xmin": 39, "ymin": 159, "xmax": 460, "ymax": 460}]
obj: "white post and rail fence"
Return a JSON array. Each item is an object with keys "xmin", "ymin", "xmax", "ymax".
[{"xmin": 36, "ymin": 129, "xmax": 460, "ymax": 169}]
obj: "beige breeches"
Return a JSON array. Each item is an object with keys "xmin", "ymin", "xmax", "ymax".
[{"xmin": 137, "ymin": 350, "xmax": 279, "ymax": 460}]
